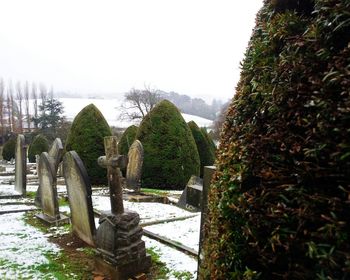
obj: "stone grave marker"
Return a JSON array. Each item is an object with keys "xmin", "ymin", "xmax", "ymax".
[
  {"xmin": 63, "ymin": 151, "xmax": 96, "ymax": 246},
  {"xmin": 197, "ymin": 165, "xmax": 216, "ymax": 273},
  {"xmin": 14, "ymin": 134, "xmax": 27, "ymax": 195},
  {"xmin": 126, "ymin": 140, "xmax": 144, "ymax": 192},
  {"xmin": 35, "ymin": 152, "xmax": 69, "ymax": 225},
  {"xmin": 95, "ymin": 136, "xmax": 151, "ymax": 279},
  {"xmin": 35, "ymin": 138, "xmax": 63, "ymax": 207},
  {"xmin": 177, "ymin": 175, "xmax": 203, "ymax": 211}
]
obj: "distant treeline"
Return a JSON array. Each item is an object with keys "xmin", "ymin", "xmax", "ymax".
[{"xmin": 159, "ymin": 91, "xmax": 223, "ymax": 121}]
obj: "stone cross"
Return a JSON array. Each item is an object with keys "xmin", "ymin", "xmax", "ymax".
[{"xmin": 97, "ymin": 136, "xmax": 128, "ymax": 215}]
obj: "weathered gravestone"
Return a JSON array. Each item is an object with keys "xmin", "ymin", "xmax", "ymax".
[
  {"xmin": 35, "ymin": 138, "xmax": 63, "ymax": 207},
  {"xmin": 177, "ymin": 175, "xmax": 203, "ymax": 211},
  {"xmin": 14, "ymin": 134, "xmax": 27, "ymax": 195},
  {"xmin": 35, "ymin": 138, "xmax": 68, "ymax": 225},
  {"xmin": 125, "ymin": 140, "xmax": 144, "ymax": 192},
  {"xmin": 95, "ymin": 136, "xmax": 151, "ymax": 279},
  {"xmin": 63, "ymin": 151, "xmax": 96, "ymax": 246},
  {"xmin": 197, "ymin": 165, "xmax": 216, "ymax": 273}
]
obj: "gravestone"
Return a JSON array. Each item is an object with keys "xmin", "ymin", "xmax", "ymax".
[
  {"xmin": 14, "ymin": 134, "xmax": 27, "ymax": 195},
  {"xmin": 35, "ymin": 138, "xmax": 63, "ymax": 207},
  {"xmin": 178, "ymin": 175, "xmax": 203, "ymax": 211},
  {"xmin": 35, "ymin": 152, "xmax": 68, "ymax": 225},
  {"xmin": 0, "ymin": 166, "xmax": 5, "ymax": 173},
  {"xmin": 63, "ymin": 151, "xmax": 96, "ymax": 246},
  {"xmin": 95, "ymin": 136, "xmax": 151, "ymax": 279},
  {"xmin": 197, "ymin": 166, "xmax": 216, "ymax": 273},
  {"xmin": 126, "ymin": 140, "xmax": 144, "ymax": 192}
]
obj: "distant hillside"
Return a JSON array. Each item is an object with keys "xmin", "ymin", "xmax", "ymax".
[{"xmin": 160, "ymin": 91, "xmax": 223, "ymax": 121}]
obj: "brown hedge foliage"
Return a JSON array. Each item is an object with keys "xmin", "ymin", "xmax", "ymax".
[{"xmin": 201, "ymin": 0, "xmax": 350, "ymax": 279}]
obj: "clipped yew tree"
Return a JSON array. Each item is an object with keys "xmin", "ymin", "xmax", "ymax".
[
  {"xmin": 200, "ymin": 127, "xmax": 216, "ymax": 157},
  {"xmin": 28, "ymin": 134, "xmax": 49, "ymax": 163},
  {"xmin": 201, "ymin": 1, "xmax": 350, "ymax": 279},
  {"xmin": 118, "ymin": 125, "xmax": 138, "ymax": 156},
  {"xmin": 188, "ymin": 121, "xmax": 215, "ymax": 177},
  {"xmin": 65, "ymin": 104, "xmax": 112, "ymax": 185},
  {"xmin": 137, "ymin": 100, "xmax": 200, "ymax": 189},
  {"xmin": 2, "ymin": 138, "xmax": 16, "ymax": 161}
]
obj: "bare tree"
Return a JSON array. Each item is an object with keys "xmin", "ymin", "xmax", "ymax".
[
  {"xmin": 7, "ymin": 81, "xmax": 16, "ymax": 133},
  {"xmin": 119, "ymin": 85, "xmax": 162, "ymax": 121},
  {"xmin": 16, "ymin": 81, "xmax": 23, "ymax": 133},
  {"xmin": 24, "ymin": 81, "xmax": 31, "ymax": 132},
  {"xmin": 32, "ymin": 82, "xmax": 38, "ymax": 128},
  {"xmin": 39, "ymin": 83, "xmax": 47, "ymax": 106},
  {"xmin": 0, "ymin": 78, "xmax": 5, "ymax": 143}
]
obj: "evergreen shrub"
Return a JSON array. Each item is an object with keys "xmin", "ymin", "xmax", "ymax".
[
  {"xmin": 201, "ymin": 0, "xmax": 350, "ymax": 279},
  {"xmin": 65, "ymin": 104, "xmax": 112, "ymax": 185},
  {"xmin": 2, "ymin": 138, "xmax": 16, "ymax": 161},
  {"xmin": 137, "ymin": 100, "xmax": 200, "ymax": 189},
  {"xmin": 28, "ymin": 134, "xmax": 49, "ymax": 163}
]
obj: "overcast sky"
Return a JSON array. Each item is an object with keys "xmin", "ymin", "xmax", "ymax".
[{"xmin": 0, "ymin": 0, "xmax": 263, "ymax": 102}]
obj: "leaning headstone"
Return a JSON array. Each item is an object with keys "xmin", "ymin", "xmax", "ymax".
[
  {"xmin": 63, "ymin": 151, "xmax": 96, "ymax": 246},
  {"xmin": 35, "ymin": 138, "xmax": 63, "ymax": 207},
  {"xmin": 95, "ymin": 136, "xmax": 151, "ymax": 279},
  {"xmin": 177, "ymin": 175, "xmax": 203, "ymax": 211},
  {"xmin": 14, "ymin": 134, "xmax": 27, "ymax": 195},
  {"xmin": 126, "ymin": 140, "xmax": 143, "ymax": 192},
  {"xmin": 35, "ymin": 152, "xmax": 69, "ymax": 225}
]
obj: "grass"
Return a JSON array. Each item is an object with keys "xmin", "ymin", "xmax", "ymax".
[
  {"xmin": 141, "ymin": 188, "xmax": 170, "ymax": 196},
  {"xmin": 25, "ymin": 191, "xmax": 36, "ymax": 199},
  {"xmin": 147, "ymin": 247, "xmax": 169, "ymax": 279}
]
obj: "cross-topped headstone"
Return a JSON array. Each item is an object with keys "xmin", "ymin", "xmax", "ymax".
[
  {"xmin": 95, "ymin": 136, "xmax": 151, "ymax": 279},
  {"xmin": 97, "ymin": 136, "xmax": 128, "ymax": 215},
  {"xmin": 126, "ymin": 140, "xmax": 144, "ymax": 192}
]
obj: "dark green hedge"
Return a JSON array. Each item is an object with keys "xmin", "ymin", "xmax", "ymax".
[
  {"xmin": 200, "ymin": 127, "xmax": 216, "ymax": 159},
  {"xmin": 201, "ymin": 0, "xmax": 350, "ymax": 279},
  {"xmin": 118, "ymin": 125, "xmax": 138, "ymax": 156},
  {"xmin": 188, "ymin": 121, "xmax": 215, "ymax": 177},
  {"xmin": 137, "ymin": 100, "xmax": 200, "ymax": 189},
  {"xmin": 2, "ymin": 138, "xmax": 16, "ymax": 161},
  {"xmin": 28, "ymin": 134, "xmax": 49, "ymax": 163},
  {"xmin": 65, "ymin": 104, "xmax": 112, "ymax": 185}
]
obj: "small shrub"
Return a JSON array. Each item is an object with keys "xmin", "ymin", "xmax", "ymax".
[
  {"xmin": 2, "ymin": 138, "xmax": 16, "ymax": 161},
  {"xmin": 28, "ymin": 134, "xmax": 49, "ymax": 163}
]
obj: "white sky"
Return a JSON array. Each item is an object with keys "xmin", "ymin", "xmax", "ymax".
[{"xmin": 0, "ymin": 0, "xmax": 263, "ymax": 102}]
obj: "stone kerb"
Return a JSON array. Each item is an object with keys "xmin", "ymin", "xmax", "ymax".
[{"xmin": 63, "ymin": 151, "xmax": 96, "ymax": 246}]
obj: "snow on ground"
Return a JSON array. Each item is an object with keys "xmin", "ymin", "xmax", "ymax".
[
  {"xmin": 0, "ymin": 212, "xmax": 60, "ymax": 280},
  {"xmin": 92, "ymin": 196, "xmax": 196, "ymax": 223},
  {"xmin": 145, "ymin": 215, "xmax": 200, "ymax": 252},
  {"xmin": 143, "ymin": 237, "xmax": 197, "ymax": 280}
]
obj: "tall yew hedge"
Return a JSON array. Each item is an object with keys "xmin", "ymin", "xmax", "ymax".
[
  {"xmin": 201, "ymin": 0, "xmax": 350, "ymax": 279},
  {"xmin": 188, "ymin": 121, "xmax": 215, "ymax": 177},
  {"xmin": 137, "ymin": 100, "xmax": 200, "ymax": 189},
  {"xmin": 65, "ymin": 104, "xmax": 111, "ymax": 185}
]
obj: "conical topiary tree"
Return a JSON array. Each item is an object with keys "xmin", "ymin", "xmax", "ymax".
[
  {"xmin": 201, "ymin": 1, "xmax": 350, "ymax": 279},
  {"xmin": 28, "ymin": 134, "xmax": 49, "ymax": 163},
  {"xmin": 137, "ymin": 100, "xmax": 200, "ymax": 189},
  {"xmin": 65, "ymin": 104, "xmax": 112, "ymax": 185},
  {"xmin": 118, "ymin": 125, "xmax": 138, "ymax": 156},
  {"xmin": 188, "ymin": 121, "xmax": 215, "ymax": 177},
  {"xmin": 200, "ymin": 127, "xmax": 216, "ymax": 157}
]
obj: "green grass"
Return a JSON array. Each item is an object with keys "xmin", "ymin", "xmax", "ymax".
[
  {"xmin": 147, "ymin": 247, "xmax": 169, "ymax": 278},
  {"xmin": 25, "ymin": 191, "xmax": 36, "ymax": 199},
  {"xmin": 141, "ymin": 188, "xmax": 170, "ymax": 196}
]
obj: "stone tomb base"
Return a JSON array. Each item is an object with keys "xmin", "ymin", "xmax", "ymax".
[
  {"xmin": 94, "ymin": 253, "xmax": 151, "ymax": 280},
  {"xmin": 95, "ymin": 211, "xmax": 151, "ymax": 279},
  {"xmin": 35, "ymin": 213, "xmax": 70, "ymax": 226}
]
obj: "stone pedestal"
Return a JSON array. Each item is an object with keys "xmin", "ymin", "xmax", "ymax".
[
  {"xmin": 95, "ymin": 211, "xmax": 151, "ymax": 279},
  {"xmin": 35, "ymin": 213, "xmax": 70, "ymax": 226}
]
